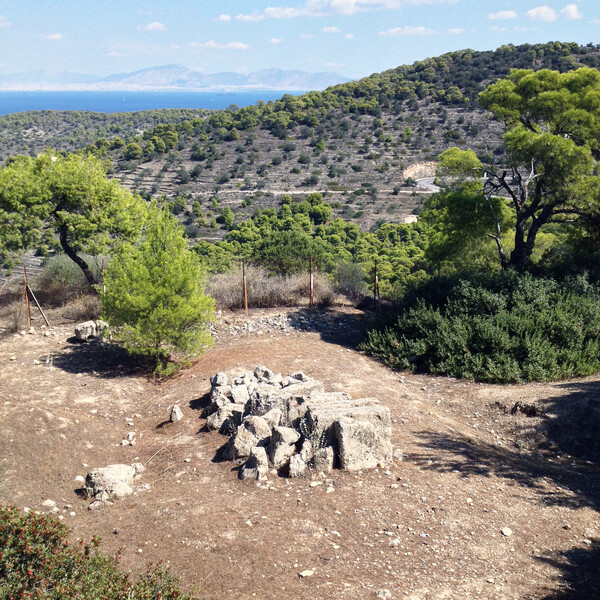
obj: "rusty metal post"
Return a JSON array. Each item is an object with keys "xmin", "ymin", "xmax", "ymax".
[
  {"xmin": 309, "ymin": 256, "xmax": 314, "ymax": 308},
  {"xmin": 242, "ymin": 259, "xmax": 248, "ymax": 315},
  {"xmin": 23, "ymin": 266, "xmax": 31, "ymax": 329}
]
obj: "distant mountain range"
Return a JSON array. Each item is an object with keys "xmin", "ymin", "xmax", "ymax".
[{"xmin": 0, "ymin": 64, "xmax": 350, "ymax": 92}]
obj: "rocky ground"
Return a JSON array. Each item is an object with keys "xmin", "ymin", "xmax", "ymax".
[{"xmin": 0, "ymin": 306, "xmax": 599, "ymax": 600}]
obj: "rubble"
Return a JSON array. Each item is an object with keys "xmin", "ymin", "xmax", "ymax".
[{"xmin": 205, "ymin": 366, "xmax": 393, "ymax": 479}]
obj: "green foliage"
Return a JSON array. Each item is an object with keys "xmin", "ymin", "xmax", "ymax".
[
  {"xmin": 362, "ymin": 272, "xmax": 600, "ymax": 383},
  {"xmin": 102, "ymin": 205, "xmax": 214, "ymax": 374},
  {"xmin": 0, "ymin": 505, "xmax": 196, "ymax": 599},
  {"xmin": 0, "ymin": 151, "xmax": 145, "ymax": 285}
]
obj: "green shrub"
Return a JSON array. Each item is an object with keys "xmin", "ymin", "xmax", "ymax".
[
  {"xmin": 361, "ymin": 272, "xmax": 600, "ymax": 383},
  {"xmin": 102, "ymin": 206, "xmax": 214, "ymax": 375},
  {"xmin": 37, "ymin": 254, "xmax": 105, "ymax": 295},
  {"xmin": 0, "ymin": 505, "xmax": 195, "ymax": 599}
]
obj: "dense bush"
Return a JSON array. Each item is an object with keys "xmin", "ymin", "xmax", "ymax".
[
  {"xmin": 0, "ymin": 505, "xmax": 195, "ymax": 599},
  {"xmin": 37, "ymin": 254, "xmax": 105, "ymax": 295},
  {"xmin": 361, "ymin": 272, "xmax": 600, "ymax": 383}
]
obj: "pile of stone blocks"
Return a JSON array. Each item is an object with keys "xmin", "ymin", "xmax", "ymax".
[{"xmin": 205, "ymin": 366, "xmax": 393, "ymax": 480}]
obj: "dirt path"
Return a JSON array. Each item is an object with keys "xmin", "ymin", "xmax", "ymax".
[{"xmin": 1, "ymin": 308, "xmax": 598, "ymax": 599}]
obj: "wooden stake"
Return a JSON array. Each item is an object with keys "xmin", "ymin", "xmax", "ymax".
[
  {"xmin": 23, "ymin": 266, "xmax": 31, "ymax": 329},
  {"xmin": 27, "ymin": 286, "xmax": 50, "ymax": 327},
  {"xmin": 242, "ymin": 259, "xmax": 248, "ymax": 315},
  {"xmin": 309, "ymin": 256, "xmax": 314, "ymax": 308}
]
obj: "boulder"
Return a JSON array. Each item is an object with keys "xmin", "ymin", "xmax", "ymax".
[
  {"xmin": 84, "ymin": 464, "xmax": 136, "ymax": 502},
  {"xmin": 170, "ymin": 404, "xmax": 183, "ymax": 423},
  {"xmin": 210, "ymin": 372, "xmax": 228, "ymax": 387},
  {"xmin": 268, "ymin": 426, "xmax": 301, "ymax": 467},
  {"xmin": 334, "ymin": 417, "xmax": 392, "ymax": 471},
  {"xmin": 262, "ymin": 407, "xmax": 282, "ymax": 428},
  {"xmin": 206, "ymin": 403, "xmax": 245, "ymax": 432},
  {"xmin": 230, "ymin": 384, "xmax": 250, "ymax": 405},
  {"xmin": 306, "ymin": 395, "xmax": 391, "ymax": 447},
  {"xmin": 242, "ymin": 415, "xmax": 272, "ymax": 445},
  {"xmin": 74, "ymin": 321, "xmax": 98, "ymax": 341},
  {"xmin": 288, "ymin": 454, "xmax": 308, "ymax": 477},
  {"xmin": 239, "ymin": 447, "xmax": 269, "ymax": 480},
  {"xmin": 224, "ymin": 426, "xmax": 259, "ymax": 460},
  {"xmin": 312, "ymin": 446, "xmax": 335, "ymax": 473}
]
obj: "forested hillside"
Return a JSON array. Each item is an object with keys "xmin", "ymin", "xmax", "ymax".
[{"xmin": 2, "ymin": 42, "xmax": 599, "ymax": 233}]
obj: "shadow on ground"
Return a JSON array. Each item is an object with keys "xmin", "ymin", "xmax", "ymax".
[
  {"xmin": 410, "ymin": 378, "xmax": 600, "ymax": 598},
  {"xmin": 48, "ymin": 340, "xmax": 151, "ymax": 378}
]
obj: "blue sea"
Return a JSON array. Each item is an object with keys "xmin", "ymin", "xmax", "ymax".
[{"xmin": 0, "ymin": 90, "xmax": 303, "ymax": 115}]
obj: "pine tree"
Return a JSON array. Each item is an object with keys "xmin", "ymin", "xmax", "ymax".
[{"xmin": 102, "ymin": 205, "xmax": 214, "ymax": 374}]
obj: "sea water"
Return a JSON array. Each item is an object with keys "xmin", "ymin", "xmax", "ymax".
[{"xmin": 0, "ymin": 90, "xmax": 303, "ymax": 115}]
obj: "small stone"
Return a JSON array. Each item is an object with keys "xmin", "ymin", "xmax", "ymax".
[
  {"xmin": 501, "ymin": 527, "xmax": 513, "ymax": 537},
  {"xmin": 75, "ymin": 475, "xmax": 85, "ymax": 484},
  {"xmin": 376, "ymin": 590, "xmax": 392, "ymax": 599},
  {"xmin": 41, "ymin": 499, "xmax": 58, "ymax": 513},
  {"xmin": 170, "ymin": 404, "xmax": 184, "ymax": 423},
  {"xmin": 299, "ymin": 570, "xmax": 314, "ymax": 578},
  {"xmin": 466, "ymin": 497, "xmax": 473, "ymax": 504}
]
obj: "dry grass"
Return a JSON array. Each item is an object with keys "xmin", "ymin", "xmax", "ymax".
[
  {"xmin": 61, "ymin": 294, "xmax": 102, "ymax": 321},
  {"xmin": 207, "ymin": 264, "xmax": 334, "ymax": 310}
]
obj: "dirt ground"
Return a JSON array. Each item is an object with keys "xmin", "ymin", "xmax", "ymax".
[{"xmin": 0, "ymin": 306, "xmax": 599, "ymax": 600}]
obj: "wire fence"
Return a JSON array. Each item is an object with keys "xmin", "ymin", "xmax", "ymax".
[{"xmin": 0, "ymin": 255, "xmax": 381, "ymax": 340}]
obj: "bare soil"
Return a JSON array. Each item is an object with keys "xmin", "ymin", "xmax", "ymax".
[{"xmin": 1, "ymin": 307, "xmax": 599, "ymax": 600}]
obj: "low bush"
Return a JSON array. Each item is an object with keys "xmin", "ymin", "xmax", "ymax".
[
  {"xmin": 0, "ymin": 505, "xmax": 195, "ymax": 599},
  {"xmin": 207, "ymin": 264, "xmax": 334, "ymax": 309},
  {"xmin": 361, "ymin": 272, "xmax": 600, "ymax": 383},
  {"xmin": 37, "ymin": 254, "xmax": 105, "ymax": 296}
]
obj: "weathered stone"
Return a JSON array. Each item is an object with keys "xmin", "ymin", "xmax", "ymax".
[
  {"xmin": 74, "ymin": 321, "xmax": 97, "ymax": 341},
  {"xmin": 239, "ymin": 446, "xmax": 269, "ymax": 480},
  {"xmin": 269, "ymin": 427, "xmax": 301, "ymax": 467},
  {"xmin": 170, "ymin": 404, "xmax": 183, "ymax": 423},
  {"xmin": 306, "ymin": 395, "xmax": 391, "ymax": 447},
  {"xmin": 299, "ymin": 439, "xmax": 314, "ymax": 463},
  {"xmin": 334, "ymin": 417, "xmax": 392, "ymax": 471},
  {"xmin": 312, "ymin": 446, "xmax": 335, "ymax": 473},
  {"xmin": 242, "ymin": 415, "xmax": 272, "ymax": 445},
  {"xmin": 206, "ymin": 403, "xmax": 245, "ymax": 431},
  {"xmin": 262, "ymin": 407, "xmax": 282, "ymax": 428},
  {"xmin": 84, "ymin": 464, "xmax": 136, "ymax": 501},
  {"xmin": 210, "ymin": 385, "xmax": 231, "ymax": 402},
  {"xmin": 211, "ymin": 372, "xmax": 229, "ymax": 387},
  {"xmin": 288, "ymin": 454, "xmax": 308, "ymax": 477},
  {"xmin": 224, "ymin": 426, "xmax": 259, "ymax": 460},
  {"xmin": 230, "ymin": 384, "xmax": 250, "ymax": 405}
]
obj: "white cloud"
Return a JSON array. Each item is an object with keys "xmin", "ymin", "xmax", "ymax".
[
  {"xmin": 107, "ymin": 51, "xmax": 122, "ymax": 57},
  {"xmin": 189, "ymin": 40, "xmax": 250, "ymax": 50},
  {"xmin": 488, "ymin": 10, "xmax": 517, "ymax": 20},
  {"xmin": 380, "ymin": 25, "xmax": 436, "ymax": 36},
  {"xmin": 236, "ymin": 0, "xmax": 455, "ymax": 21},
  {"xmin": 527, "ymin": 6, "xmax": 557, "ymax": 22},
  {"xmin": 344, "ymin": 32, "xmax": 354, "ymax": 39},
  {"xmin": 217, "ymin": 14, "xmax": 231, "ymax": 22},
  {"xmin": 323, "ymin": 26, "xmax": 340, "ymax": 32},
  {"xmin": 0, "ymin": 15, "xmax": 10, "ymax": 28},
  {"xmin": 447, "ymin": 27, "xmax": 464, "ymax": 34},
  {"xmin": 43, "ymin": 33, "xmax": 62, "ymax": 40},
  {"xmin": 142, "ymin": 21, "xmax": 166, "ymax": 31},
  {"xmin": 270, "ymin": 37, "xmax": 283, "ymax": 44},
  {"xmin": 560, "ymin": 3, "xmax": 582, "ymax": 19}
]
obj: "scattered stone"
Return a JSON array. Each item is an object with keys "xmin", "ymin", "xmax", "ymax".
[
  {"xmin": 41, "ymin": 499, "xmax": 58, "ymax": 513},
  {"xmin": 298, "ymin": 569, "xmax": 314, "ymax": 578},
  {"xmin": 170, "ymin": 404, "xmax": 184, "ymax": 423},
  {"xmin": 224, "ymin": 426, "xmax": 259, "ymax": 460},
  {"xmin": 376, "ymin": 590, "xmax": 392, "ymax": 599},
  {"xmin": 84, "ymin": 464, "xmax": 136, "ymax": 505},
  {"xmin": 210, "ymin": 372, "xmax": 228, "ymax": 387},
  {"xmin": 335, "ymin": 417, "xmax": 392, "ymax": 471},
  {"xmin": 501, "ymin": 527, "xmax": 513, "ymax": 537},
  {"xmin": 269, "ymin": 426, "xmax": 301, "ymax": 468},
  {"xmin": 242, "ymin": 415, "xmax": 272, "ymax": 445},
  {"xmin": 74, "ymin": 475, "xmax": 85, "ymax": 484},
  {"xmin": 74, "ymin": 320, "xmax": 108, "ymax": 342}
]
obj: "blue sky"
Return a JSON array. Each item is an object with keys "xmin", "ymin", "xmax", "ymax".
[{"xmin": 0, "ymin": 1, "xmax": 598, "ymax": 78}]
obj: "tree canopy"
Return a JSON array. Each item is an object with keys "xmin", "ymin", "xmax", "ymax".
[
  {"xmin": 0, "ymin": 151, "xmax": 146, "ymax": 284},
  {"xmin": 439, "ymin": 67, "xmax": 600, "ymax": 269}
]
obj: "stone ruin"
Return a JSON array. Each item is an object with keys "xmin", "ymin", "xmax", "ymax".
[{"xmin": 204, "ymin": 366, "xmax": 393, "ymax": 480}]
